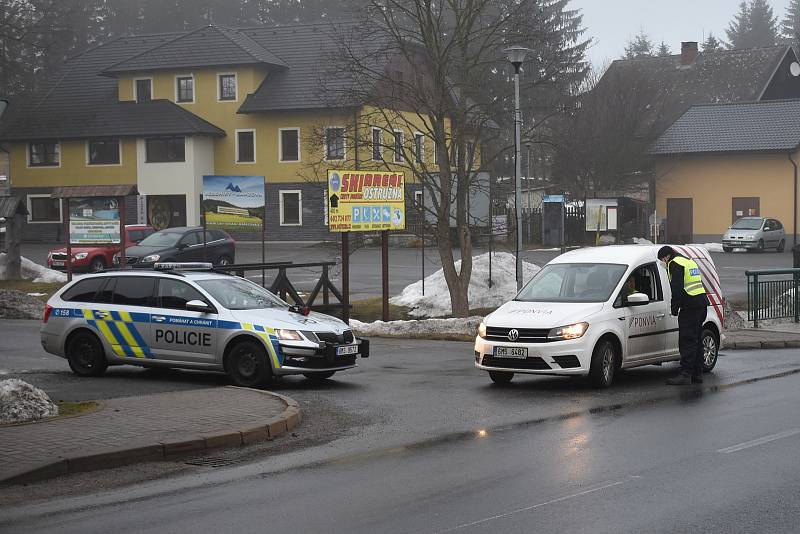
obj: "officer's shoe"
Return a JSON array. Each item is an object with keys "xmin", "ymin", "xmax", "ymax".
[
  {"xmin": 691, "ymin": 373, "xmax": 704, "ymax": 384},
  {"xmin": 666, "ymin": 371, "xmax": 692, "ymax": 386}
]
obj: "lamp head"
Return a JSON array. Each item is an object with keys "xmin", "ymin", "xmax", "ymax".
[{"xmin": 505, "ymin": 46, "xmax": 531, "ymax": 72}]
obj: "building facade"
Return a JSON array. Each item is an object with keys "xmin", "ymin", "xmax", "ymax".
[{"xmin": 0, "ymin": 23, "xmax": 454, "ymax": 242}]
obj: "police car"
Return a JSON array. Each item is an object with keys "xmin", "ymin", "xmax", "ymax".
[
  {"xmin": 40, "ymin": 263, "xmax": 368, "ymax": 386},
  {"xmin": 474, "ymin": 245, "xmax": 724, "ymax": 387}
]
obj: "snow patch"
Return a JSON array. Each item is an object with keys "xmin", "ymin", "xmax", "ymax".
[
  {"xmin": 0, "ymin": 379, "xmax": 58, "ymax": 424},
  {"xmin": 0, "ymin": 253, "xmax": 67, "ymax": 283},
  {"xmin": 632, "ymin": 237, "xmax": 653, "ymax": 245},
  {"xmin": 351, "ymin": 316, "xmax": 483, "ymax": 338},
  {"xmin": 390, "ymin": 252, "xmax": 540, "ymax": 318}
]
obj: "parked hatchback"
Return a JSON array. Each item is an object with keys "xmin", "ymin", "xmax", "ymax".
[
  {"xmin": 113, "ymin": 227, "xmax": 235, "ymax": 267},
  {"xmin": 722, "ymin": 217, "xmax": 785, "ymax": 252},
  {"xmin": 48, "ymin": 225, "xmax": 155, "ymax": 273}
]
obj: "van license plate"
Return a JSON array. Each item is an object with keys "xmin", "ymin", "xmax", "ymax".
[
  {"xmin": 494, "ymin": 347, "xmax": 528, "ymax": 358},
  {"xmin": 336, "ymin": 345, "xmax": 359, "ymax": 356}
]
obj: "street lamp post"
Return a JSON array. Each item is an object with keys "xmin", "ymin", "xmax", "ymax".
[{"xmin": 505, "ymin": 46, "xmax": 531, "ymax": 291}]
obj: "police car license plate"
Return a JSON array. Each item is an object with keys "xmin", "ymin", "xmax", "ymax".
[
  {"xmin": 336, "ymin": 345, "xmax": 359, "ymax": 356},
  {"xmin": 494, "ymin": 346, "xmax": 528, "ymax": 358},
  {"xmin": 52, "ymin": 261, "xmax": 65, "ymax": 267}
]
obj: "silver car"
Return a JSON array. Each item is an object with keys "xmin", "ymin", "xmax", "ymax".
[
  {"xmin": 722, "ymin": 217, "xmax": 785, "ymax": 252},
  {"xmin": 40, "ymin": 263, "xmax": 368, "ymax": 386}
]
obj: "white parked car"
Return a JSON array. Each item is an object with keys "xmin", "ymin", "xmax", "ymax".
[{"xmin": 474, "ymin": 245, "xmax": 724, "ymax": 387}]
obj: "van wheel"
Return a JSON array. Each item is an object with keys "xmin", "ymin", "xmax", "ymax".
[
  {"xmin": 488, "ymin": 371, "xmax": 514, "ymax": 384},
  {"xmin": 777, "ymin": 239, "xmax": 785, "ymax": 252},
  {"xmin": 66, "ymin": 331, "xmax": 108, "ymax": 377},
  {"xmin": 589, "ymin": 339, "xmax": 617, "ymax": 388},
  {"xmin": 701, "ymin": 328, "xmax": 719, "ymax": 372},
  {"xmin": 226, "ymin": 340, "xmax": 271, "ymax": 387}
]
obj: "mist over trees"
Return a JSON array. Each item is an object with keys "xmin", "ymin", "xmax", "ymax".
[{"xmin": 726, "ymin": 0, "xmax": 779, "ymax": 49}]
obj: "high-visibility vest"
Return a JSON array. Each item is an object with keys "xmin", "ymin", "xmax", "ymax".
[{"xmin": 668, "ymin": 256, "xmax": 706, "ymax": 296}]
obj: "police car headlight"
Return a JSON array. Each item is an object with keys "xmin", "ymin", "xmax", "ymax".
[
  {"xmin": 547, "ymin": 322, "xmax": 588, "ymax": 341},
  {"xmin": 74, "ymin": 252, "xmax": 88, "ymax": 260},
  {"xmin": 478, "ymin": 322, "xmax": 487, "ymax": 338},
  {"xmin": 276, "ymin": 329, "xmax": 302, "ymax": 341},
  {"xmin": 142, "ymin": 254, "xmax": 161, "ymax": 263}
]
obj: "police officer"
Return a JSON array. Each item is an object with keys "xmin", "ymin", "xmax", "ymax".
[{"xmin": 658, "ymin": 246, "xmax": 710, "ymax": 385}]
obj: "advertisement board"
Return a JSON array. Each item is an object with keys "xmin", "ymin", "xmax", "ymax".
[
  {"xmin": 202, "ymin": 176, "xmax": 265, "ymax": 230},
  {"xmin": 68, "ymin": 197, "xmax": 121, "ymax": 244},
  {"xmin": 328, "ymin": 170, "xmax": 405, "ymax": 232}
]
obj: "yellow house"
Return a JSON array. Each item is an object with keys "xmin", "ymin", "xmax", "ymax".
[
  {"xmin": 0, "ymin": 23, "xmax": 455, "ymax": 241},
  {"xmin": 651, "ymin": 99, "xmax": 800, "ymax": 247}
]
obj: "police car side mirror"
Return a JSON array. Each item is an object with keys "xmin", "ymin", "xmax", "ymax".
[
  {"xmin": 626, "ymin": 292, "xmax": 650, "ymax": 307},
  {"xmin": 186, "ymin": 300, "xmax": 214, "ymax": 313}
]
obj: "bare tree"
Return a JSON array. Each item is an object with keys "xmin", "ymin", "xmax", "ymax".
[{"xmin": 308, "ymin": 1, "xmax": 587, "ymax": 317}]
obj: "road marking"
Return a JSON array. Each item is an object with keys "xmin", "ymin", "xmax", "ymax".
[
  {"xmin": 717, "ymin": 428, "xmax": 800, "ymax": 454},
  {"xmin": 431, "ymin": 477, "xmax": 637, "ymax": 533}
]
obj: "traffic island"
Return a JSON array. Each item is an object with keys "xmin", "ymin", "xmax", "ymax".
[{"xmin": 0, "ymin": 386, "xmax": 301, "ymax": 486}]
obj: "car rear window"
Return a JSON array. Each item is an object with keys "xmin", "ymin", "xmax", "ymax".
[
  {"xmin": 61, "ymin": 277, "xmax": 108, "ymax": 302},
  {"xmin": 112, "ymin": 277, "xmax": 155, "ymax": 307}
]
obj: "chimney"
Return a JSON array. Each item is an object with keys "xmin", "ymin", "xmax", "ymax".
[{"xmin": 681, "ymin": 41, "xmax": 698, "ymax": 65}]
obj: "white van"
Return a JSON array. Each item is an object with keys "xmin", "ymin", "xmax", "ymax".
[{"xmin": 474, "ymin": 245, "xmax": 725, "ymax": 387}]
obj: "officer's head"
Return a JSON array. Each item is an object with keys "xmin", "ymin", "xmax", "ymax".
[{"xmin": 657, "ymin": 246, "xmax": 674, "ymax": 263}]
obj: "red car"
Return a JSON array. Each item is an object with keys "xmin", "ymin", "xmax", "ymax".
[{"xmin": 47, "ymin": 225, "xmax": 155, "ymax": 273}]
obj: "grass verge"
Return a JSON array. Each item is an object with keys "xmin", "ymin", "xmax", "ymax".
[
  {"xmin": 57, "ymin": 401, "xmax": 99, "ymax": 418},
  {"xmin": 0, "ymin": 280, "xmax": 65, "ymax": 300}
]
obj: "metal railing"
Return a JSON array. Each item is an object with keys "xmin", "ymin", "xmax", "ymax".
[
  {"xmin": 746, "ymin": 268, "xmax": 800, "ymax": 327},
  {"xmin": 216, "ymin": 261, "xmax": 349, "ymax": 319}
]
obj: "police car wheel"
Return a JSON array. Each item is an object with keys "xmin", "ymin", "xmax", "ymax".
[
  {"xmin": 488, "ymin": 371, "xmax": 514, "ymax": 384},
  {"xmin": 226, "ymin": 340, "xmax": 271, "ymax": 387},
  {"xmin": 303, "ymin": 371, "xmax": 336, "ymax": 381},
  {"xmin": 701, "ymin": 328, "xmax": 719, "ymax": 372},
  {"xmin": 66, "ymin": 331, "xmax": 108, "ymax": 377},
  {"xmin": 589, "ymin": 339, "xmax": 617, "ymax": 388}
]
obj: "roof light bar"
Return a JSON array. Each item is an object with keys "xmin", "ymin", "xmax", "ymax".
[{"xmin": 154, "ymin": 262, "xmax": 214, "ymax": 271}]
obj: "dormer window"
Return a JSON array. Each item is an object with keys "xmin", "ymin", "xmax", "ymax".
[{"xmin": 135, "ymin": 78, "xmax": 152, "ymax": 103}]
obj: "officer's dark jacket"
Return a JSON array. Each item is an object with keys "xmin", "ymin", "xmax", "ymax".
[{"xmin": 669, "ymin": 254, "xmax": 710, "ymax": 315}]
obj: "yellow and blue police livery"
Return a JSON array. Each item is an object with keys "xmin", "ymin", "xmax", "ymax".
[{"xmin": 41, "ymin": 263, "xmax": 368, "ymax": 386}]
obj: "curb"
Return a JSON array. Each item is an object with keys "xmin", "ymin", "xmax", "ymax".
[
  {"xmin": 0, "ymin": 387, "xmax": 302, "ymax": 487},
  {"xmin": 723, "ymin": 340, "xmax": 800, "ymax": 350}
]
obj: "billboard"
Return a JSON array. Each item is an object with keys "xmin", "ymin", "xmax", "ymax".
[
  {"xmin": 202, "ymin": 176, "xmax": 265, "ymax": 230},
  {"xmin": 68, "ymin": 197, "xmax": 121, "ymax": 244},
  {"xmin": 328, "ymin": 170, "xmax": 405, "ymax": 232}
]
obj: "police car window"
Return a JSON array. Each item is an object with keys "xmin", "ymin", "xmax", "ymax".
[
  {"xmin": 61, "ymin": 277, "xmax": 107, "ymax": 302},
  {"xmin": 517, "ymin": 263, "xmax": 627, "ymax": 303},
  {"xmin": 112, "ymin": 277, "xmax": 155, "ymax": 307},
  {"xmin": 197, "ymin": 278, "xmax": 287, "ymax": 310},
  {"xmin": 95, "ymin": 277, "xmax": 115, "ymax": 304},
  {"xmin": 157, "ymin": 279, "xmax": 208, "ymax": 310}
]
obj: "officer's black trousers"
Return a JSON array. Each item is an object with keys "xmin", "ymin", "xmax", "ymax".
[{"xmin": 678, "ymin": 306, "xmax": 707, "ymax": 375}]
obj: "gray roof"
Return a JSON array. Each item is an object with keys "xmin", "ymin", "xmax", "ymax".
[
  {"xmin": 0, "ymin": 22, "xmax": 364, "ymax": 141},
  {"xmin": 103, "ymin": 25, "xmax": 288, "ymax": 75},
  {"xmin": 0, "ymin": 100, "xmax": 224, "ymax": 141},
  {"xmin": 649, "ymin": 99, "xmax": 800, "ymax": 155},
  {"xmin": 597, "ymin": 46, "xmax": 795, "ymax": 136}
]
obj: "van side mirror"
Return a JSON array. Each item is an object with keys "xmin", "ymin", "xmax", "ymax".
[
  {"xmin": 626, "ymin": 292, "xmax": 650, "ymax": 307},
  {"xmin": 186, "ymin": 300, "xmax": 214, "ymax": 313}
]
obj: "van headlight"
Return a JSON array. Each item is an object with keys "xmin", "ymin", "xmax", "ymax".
[
  {"xmin": 478, "ymin": 322, "xmax": 487, "ymax": 338},
  {"xmin": 276, "ymin": 329, "xmax": 302, "ymax": 341},
  {"xmin": 547, "ymin": 322, "xmax": 588, "ymax": 341}
]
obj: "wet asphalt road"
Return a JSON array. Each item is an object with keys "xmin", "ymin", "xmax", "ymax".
[
  {"xmin": 3, "ymin": 359, "xmax": 800, "ymax": 533},
  {"xmin": 3, "ymin": 319, "xmax": 800, "ymax": 532}
]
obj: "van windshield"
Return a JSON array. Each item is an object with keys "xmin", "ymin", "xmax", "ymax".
[
  {"xmin": 731, "ymin": 218, "xmax": 763, "ymax": 230},
  {"xmin": 516, "ymin": 263, "xmax": 628, "ymax": 303}
]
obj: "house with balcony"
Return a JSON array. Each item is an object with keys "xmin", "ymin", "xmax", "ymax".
[{"xmin": 0, "ymin": 23, "xmax": 453, "ymax": 241}]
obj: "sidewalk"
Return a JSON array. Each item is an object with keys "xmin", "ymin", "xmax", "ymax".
[
  {"xmin": 0, "ymin": 386, "xmax": 301, "ymax": 486},
  {"xmin": 724, "ymin": 322, "xmax": 800, "ymax": 349}
]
